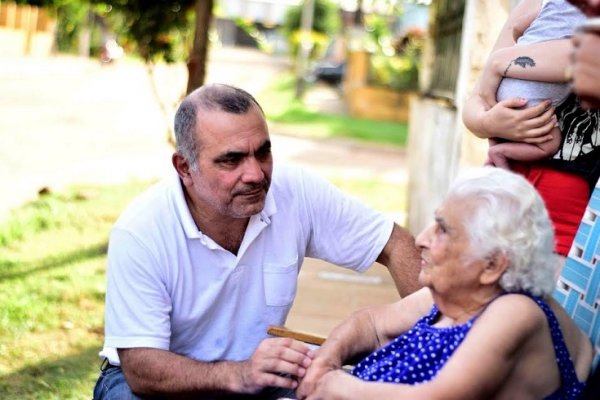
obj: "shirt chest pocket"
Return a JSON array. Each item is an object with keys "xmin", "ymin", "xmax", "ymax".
[{"xmin": 263, "ymin": 258, "xmax": 299, "ymax": 307}]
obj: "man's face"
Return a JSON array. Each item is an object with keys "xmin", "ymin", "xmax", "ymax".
[{"xmin": 185, "ymin": 105, "xmax": 273, "ymax": 220}]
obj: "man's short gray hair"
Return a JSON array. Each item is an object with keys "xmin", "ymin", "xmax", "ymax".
[
  {"xmin": 447, "ymin": 167, "xmax": 558, "ymax": 296},
  {"xmin": 173, "ymin": 83, "xmax": 264, "ymax": 170}
]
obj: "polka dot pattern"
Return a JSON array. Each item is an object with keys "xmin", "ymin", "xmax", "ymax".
[
  {"xmin": 351, "ymin": 304, "xmax": 472, "ymax": 384},
  {"xmin": 351, "ymin": 293, "xmax": 587, "ymax": 399}
]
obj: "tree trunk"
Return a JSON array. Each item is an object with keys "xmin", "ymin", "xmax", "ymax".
[
  {"xmin": 354, "ymin": 0, "xmax": 364, "ymax": 26},
  {"xmin": 186, "ymin": 0, "xmax": 214, "ymax": 94}
]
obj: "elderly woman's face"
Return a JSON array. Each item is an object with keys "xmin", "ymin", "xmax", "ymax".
[{"xmin": 415, "ymin": 196, "xmax": 488, "ymax": 295}]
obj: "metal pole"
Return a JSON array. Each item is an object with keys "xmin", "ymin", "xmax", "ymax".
[{"xmin": 295, "ymin": 0, "xmax": 315, "ymax": 99}]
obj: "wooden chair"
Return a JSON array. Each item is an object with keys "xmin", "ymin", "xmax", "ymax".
[{"xmin": 267, "ymin": 325, "xmax": 325, "ymax": 347}]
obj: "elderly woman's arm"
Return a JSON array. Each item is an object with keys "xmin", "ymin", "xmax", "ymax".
[
  {"xmin": 296, "ymin": 288, "xmax": 433, "ymax": 399},
  {"xmin": 303, "ymin": 295, "xmax": 550, "ymax": 400}
]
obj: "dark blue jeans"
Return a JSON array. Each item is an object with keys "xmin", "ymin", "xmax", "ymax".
[
  {"xmin": 93, "ymin": 364, "xmax": 143, "ymax": 400},
  {"xmin": 92, "ymin": 361, "xmax": 296, "ymax": 399}
]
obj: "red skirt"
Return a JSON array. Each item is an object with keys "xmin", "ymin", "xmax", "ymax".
[{"xmin": 511, "ymin": 163, "xmax": 589, "ymax": 256}]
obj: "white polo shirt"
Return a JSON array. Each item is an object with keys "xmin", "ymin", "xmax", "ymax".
[{"xmin": 100, "ymin": 164, "xmax": 393, "ymax": 365}]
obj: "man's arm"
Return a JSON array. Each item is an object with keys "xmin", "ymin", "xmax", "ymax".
[
  {"xmin": 119, "ymin": 338, "xmax": 314, "ymax": 397},
  {"xmin": 376, "ymin": 223, "xmax": 422, "ymax": 297}
]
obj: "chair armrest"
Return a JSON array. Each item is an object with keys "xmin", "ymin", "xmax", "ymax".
[{"xmin": 267, "ymin": 325, "xmax": 326, "ymax": 346}]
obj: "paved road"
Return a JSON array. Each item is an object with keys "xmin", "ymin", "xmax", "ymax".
[{"xmin": 0, "ymin": 47, "xmax": 407, "ymax": 336}]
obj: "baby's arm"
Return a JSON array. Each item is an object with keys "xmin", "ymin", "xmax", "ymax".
[{"xmin": 488, "ymin": 125, "xmax": 562, "ymax": 168}]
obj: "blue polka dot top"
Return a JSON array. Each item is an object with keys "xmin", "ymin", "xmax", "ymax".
[{"xmin": 351, "ymin": 293, "xmax": 586, "ymax": 399}]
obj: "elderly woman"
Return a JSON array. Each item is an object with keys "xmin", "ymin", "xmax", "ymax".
[{"xmin": 297, "ymin": 167, "xmax": 593, "ymax": 400}]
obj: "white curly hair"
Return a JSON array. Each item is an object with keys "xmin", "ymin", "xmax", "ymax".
[{"xmin": 446, "ymin": 167, "xmax": 558, "ymax": 296}]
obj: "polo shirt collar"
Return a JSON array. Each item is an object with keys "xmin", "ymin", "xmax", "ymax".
[{"xmin": 171, "ymin": 172, "xmax": 278, "ymax": 240}]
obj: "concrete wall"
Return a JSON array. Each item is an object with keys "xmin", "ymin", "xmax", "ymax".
[{"xmin": 406, "ymin": 0, "xmax": 511, "ymax": 235}]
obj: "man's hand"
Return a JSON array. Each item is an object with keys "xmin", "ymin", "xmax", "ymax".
[
  {"xmin": 481, "ymin": 98, "xmax": 556, "ymax": 142},
  {"xmin": 296, "ymin": 352, "xmax": 341, "ymax": 399},
  {"xmin": 237, "ymin": 337, "xmax": 314, "ymax": 394},
  {"xmin": 571, "ymin": 31, "xmax": 600, "ymax": 109}
]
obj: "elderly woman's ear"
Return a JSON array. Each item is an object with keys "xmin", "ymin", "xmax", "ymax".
[{"xmin": 480, "ymin": 250, "xmax": 510, "ymax": 285}]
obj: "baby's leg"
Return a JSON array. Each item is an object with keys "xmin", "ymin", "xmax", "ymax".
[
  {"xmin": 487, "ymin": 127, "xmax": 562, "ymax": 168},
  {"xmin": 485, "ymin": 138, "xmax": 501, "ymax": 167}
]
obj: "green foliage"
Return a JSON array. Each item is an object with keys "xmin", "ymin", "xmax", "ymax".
[
  {"xmin": 233, "ymin": 17, "xmax": 272, "ymax": 53},
  {"xmin": 19, "ymin": 0, "xmax": 197, "ymax": 61},
  {"xmin": 281, "ymin": 0, "xmax": 339, "ymax": 36},
  {"xmin": 258, "ymin": 73, "xmax": 408, "ymax": 147},
  {"xmin": 40, "ymin": 0, "xmax": 91, "ymax": 53},
  {"xmin": 102, "ymin": 0, "xmax": 196, "ymax": 62},
  {"xmin": 281, "ymin": 0, "xmax": 340, "ymax": 59},
  {"xmin": 363, "ymin": 14, "xmax": 425, "ymax": 90}
]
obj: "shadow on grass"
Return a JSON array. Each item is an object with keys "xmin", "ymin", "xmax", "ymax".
[
  {"xmin": 0, "ymin": 242, "xmax": 108, "ymax": 282},
  {"xmin": 0, "ymin": 344, "xmax": 100, "ymax": 399}
]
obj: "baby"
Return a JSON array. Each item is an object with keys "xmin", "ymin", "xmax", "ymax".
[{"xmin": 488, "ymin": 0, "xmax": 585, "ymax": 168}]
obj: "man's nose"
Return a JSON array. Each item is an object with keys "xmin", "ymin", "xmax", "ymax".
[{"xmin": 242, "ymin": 157, "xmax": 265, "ymax": 182}]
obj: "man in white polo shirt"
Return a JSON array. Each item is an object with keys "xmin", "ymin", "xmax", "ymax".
[{"xmin": 93, "ymin": 83, "xmax": 421, "ymax": 399}]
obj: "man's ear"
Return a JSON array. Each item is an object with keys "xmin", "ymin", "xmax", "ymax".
[
  {"xmin": 172, "ymin": 153, "xmax": 193, "ymax": 186},
  {"xmin": 480, "ymin": 250, "xmax": 510, "ymax": 286}
]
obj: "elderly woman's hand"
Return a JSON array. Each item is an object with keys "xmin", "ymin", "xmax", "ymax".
[
  {"xmin": 571, "ymin": 31, "xmax": 600, "ymax": 109},
  {"xmin": 296, "ymin": 353, "xmax": 341, "ymax": 399},
  {"xmin": 304, "ymin": 370, "xmax": 358, "ymax": 400},
  {"xmin": 480, "ymin": 98, "xmax": 557, "ymax": 143}
]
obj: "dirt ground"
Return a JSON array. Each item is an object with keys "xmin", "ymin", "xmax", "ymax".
[{"xmin": 0, "ymin": 47, "xmax": 409, "ymax": 337}]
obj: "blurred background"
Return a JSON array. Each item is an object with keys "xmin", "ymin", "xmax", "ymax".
[{"xmin": 0, "ymin": 0, "xmax": 517, "ymax": 397}]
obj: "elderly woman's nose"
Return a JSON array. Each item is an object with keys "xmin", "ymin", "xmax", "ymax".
[{"xmin": 415, "ymin": 224, "xmax": 433, "ymax": 248}]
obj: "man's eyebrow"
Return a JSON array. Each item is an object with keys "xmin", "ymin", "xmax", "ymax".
[
  {"xmin": 214, "ymin": 150, "xmax": 247, "ymax": 162},
  {"xmin": 257, "ymin": 140, "xmax": 272, "ymax": 152},
  {"xmin": 214, "ymin": 139, "xmax": 271, "ymax": 162}
]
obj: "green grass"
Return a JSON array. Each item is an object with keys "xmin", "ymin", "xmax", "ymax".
[
  {"xmin": 0, "ymin": 175, "xmax": 405, "ymax": 398},
  {"xmin": 0, "ymin": 181, "xmax": 152, "ymax": 399},
  {"xmin": 258, "ymin": 73, "xmax": 409, "ymax": 147}
]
